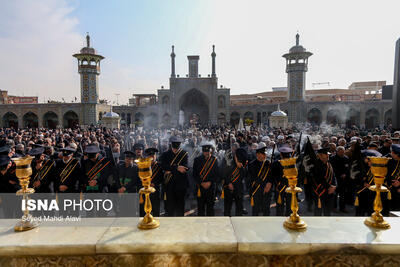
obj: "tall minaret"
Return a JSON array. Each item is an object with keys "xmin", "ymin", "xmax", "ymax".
[
  {"xmin": 170, "ymin": 45, "xmax": 176, "ymax": 78},
  {"xmin": 392, "ymin": 38, "xmax": 400, "ymax": 129},
  {"xmin": 282, "ymin": 33, "xmax": 312, "ymax": 123},
  {"xmin": 73, "ymin": 33, "xmax": 104, "ymax": 104},
  {"xmin": 73, "ymin": 33, "xmax": 104, "ymax": 125},
  {"xmin": 211, "ymin": 45, "xmax": 216, "ymax": 78}
]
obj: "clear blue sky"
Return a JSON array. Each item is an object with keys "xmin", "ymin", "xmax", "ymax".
[{"xmin": 1, "ymin": 0, "xmax": 400, "ymax": 104}]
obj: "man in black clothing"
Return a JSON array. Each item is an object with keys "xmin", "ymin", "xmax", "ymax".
[
  {"xmin": 312, "ymin": 148, "xmax": 337, "ymax": 216},
  {"xmin": 379, "ymin": 139, "xmax": 392, "ymax": 157},
  {"xmin": 53, "ymin": 147, "xmax": 81, "ymax": 193},
  {"xmin": 354, "ymin": 150, "xmax": 380, "ymax": 216},
  {"xmin": 116, "ymin": 151, "xmax": 140, "ymax": 217},
  {"xmin": 140, "ymin": 148, "xmax": 163, "ymax": 217},
  {"xmin": 81, "ymin": 145, "xmax": 115, "ymax": 193},
  {"xmin": 248, "ymin": 143, "xmax": 273, "ymax": 216},
  {"xmin": 330, "ymin": 146, "xmax": 350, "ymax": 212},
  {"xmin": 0, "ymin": 155, "xmax": 20, "ymax": 218},
  {"xmin": 223, "ymin": 147, "xmax": 247, "ymax": 216},
  {"xmin": 193, "ymin": 143, "xmax": 219, "ymax": 216},
  {"xmin": 29, "ymin": 147, "xmax": 55, "ymax": 193},
  {"xmin": 386, "ymin": 144, "xmax": 400, "ymax": 212},
  {"xmin": 272, "ymin": 146, "xmax": 293, "ymax": 216},
  {"xmin": 160, "ymin": 136, "xmax": 188, "ymax": 217}
]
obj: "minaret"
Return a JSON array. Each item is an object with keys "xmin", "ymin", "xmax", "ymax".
[
  {"xmin": 282, "ymin": 33, "xmax": 312, "ymax": 123},
  {"xmin": 392, "ymin": 38, "xmax": 400, "ymax": 129},
  {"xmin": 170, "ymin": 45, "xmax": 176, "ymax": 78},
  {"xmin": 73, "ymin": 33, "xmax": 104, "ymax": 104},
  {"xmin": 73, "ymin": 33, "xmax": 104, "ymax": 125},
  {"xmin": 211, "ymin": 45, "xmax": 216, "ymax": 78}
]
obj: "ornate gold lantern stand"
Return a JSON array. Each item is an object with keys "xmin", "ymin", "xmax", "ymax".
[
  {"xmin": 135, "ymin": 157, "xmax": 159, "ymax": 230},
  {"xmin": 12, "ymin": 156, "xmax": 39, "ymax": 232},
  {"xmin": 279, "ymin": 157, "xmax": 307, "ymax": 231},
  {"xmin": 364, "ymin": 157, "xmax": 390, "ymax": 229}
]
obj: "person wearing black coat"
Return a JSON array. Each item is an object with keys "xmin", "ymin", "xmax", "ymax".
[
  {"xmin": 311, "ymin": 148, "xmax": 337, "ymax": 216},
  {"xmin": 29, "ymin": 147, "xmax": 55, "ymax": 193},
  {"xmin": 271, "ymin": 146, "xmax": 293, "ymax": 217},
  {"xmin": 248, "ymin": 143, "xmax": 273, "ymax": 216},
  {"xmin": 160, "ymin": 136, "xmax": 188, "ymax": 217},
  {"xmin": 330, "ymin": 146, "xmax": 351, "ymax": 212},
  {"xmin": 0, "ymin": 155, "xmax": 20, "ymax": 218},
  {"xmin": 222, "ymin": 147, "xmax": 247, "ymax": 216},
  {"xmin": 193, "ymin": 143, "xmax": 219, "ymax": 216},
  {"xmin": 53, "ymin": 148, "xmax": 81, "ymax": 193}
]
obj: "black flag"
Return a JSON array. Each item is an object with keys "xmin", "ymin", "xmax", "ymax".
[
  {"xmin": 350, "ymin": 141, "xmax": 365, "ymax": 180},
  {"xmin": 302, "ymin": 137, "xmax": 317, "ymax": 175}
]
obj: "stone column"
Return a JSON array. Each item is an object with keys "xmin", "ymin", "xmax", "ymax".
[
  {"xmin": 392, "ymin": 38, "xmax": 400, "ymax": 129},
  {"xmin": 37, "ymin": 109, "xmax": 43, "ymax": 128},
  {"xmin": 18, "ymin": 114, "xmax": 23, "ymax": 129},
  {"xmin": 359, "ymin": 106, "xmax": 366, "ymax": 129}
]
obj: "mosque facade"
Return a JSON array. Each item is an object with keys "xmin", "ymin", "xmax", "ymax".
[{"xmin": 0, "ymin": 34, "xmax": 394, "ymax": 129}]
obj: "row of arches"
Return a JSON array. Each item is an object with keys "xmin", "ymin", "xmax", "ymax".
[
  {"xmin": 307, "ymin": 108, "xmax": 391, "ymax": 129},
  {"xmin": 228, "ymin": 108, "xmax": 391, "ymax": 129},
  {"xmin": 2, "ymin": 111, "xmax": 79, "ymax": 129},
  {"xmin": 160, "ymin": 95, "xmax": 227, "ymax": 109},
  {"xmin": 109, "ymin": 112, "xmax": 159, "ymax": 128}
]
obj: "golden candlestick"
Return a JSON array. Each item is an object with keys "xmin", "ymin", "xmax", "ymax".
[
  {"xmin": 135, "ymin": 157, "xmax": 159, "ymax": 230},
  {"xmin": 279, "ymin": 157, "xmax": 307, "ymax": 231},
  {"xmin": 12, "ymin": 156, "xmax": 38, "ymax": 232},
  {"xmin": 364, "ymin": 157, "xmax": 390, "ymax": 229}
]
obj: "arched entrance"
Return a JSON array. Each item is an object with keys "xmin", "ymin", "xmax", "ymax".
[
  {"xmin": 63, "ymin": 111, "xmax": 79, "ymax": 128},
  {"xmin": 146, "ymin": 113, "xmax": 158, "ymax": 128},
  {"xmin": 2, "ymin": 112, "xmax": 18, "ymax": 128},
  {"xmin": 43, "ymin": 111, "xmax": 59, "ymax": 129},
  {"xmin": 179, "ymin": 89, "xmax": 209, "ymax": 125},
  {"xmin": 162, "ymin": 113, "xmax": 171, "ymax": 126},
  {"xmin": 365, "ymin": 109, "xmax": 380, "ymax": 129},
  {"xmin": 134, "ymin": 112, "xmax": 144, "ymax": 126},
  {"xmin": 346, "ymin": 108, "xmax": 360, "ymax": 128},
  {"xmin": 244, "ymin": 111, "xmax": 254, "ymax": 125},
  {"xmin": 217, "ymin": 113, "xmax": 226, "ymax": 125},
  {"xmin": 384, "ymin": 109, "xmax": 392, "ymax": 127},
  {"xmin": 327, "ymin": 109, "xmax": 342, "ymax": 125},
  {"xmin": 230, "ymin": 112, "xmax": 240, "ymax": 126},
  {"xmin": 23, "ymin": 112, "xmax": 38, "ymax": 128},
  {"xmin": 307, "ymin": 108, "xmax": 322, "ymax": 125}
]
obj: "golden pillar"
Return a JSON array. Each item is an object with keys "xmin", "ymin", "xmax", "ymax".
[
  {"xmin": 136, "ymin": 157, "xmax": 159, "ymax": 230},
  {"xmin": 364, "ymin": 157, "xmax": 390, "ymax": 229},
  {"xmin": 279, "ymin": 157, "xmax": 307, "ymax": 231},
  {"xmin": 12, "ymin": 156, "xmax": 38, "ymax": 232}
]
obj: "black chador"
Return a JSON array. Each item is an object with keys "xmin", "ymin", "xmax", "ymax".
[
  {"xmin": 193, "ymin": 145, "xmax": 219, "ymax": 216},
  {"xmin": 160, "ymin": 137, "xmax": 188, "ymax": 217},
  {"xmin": 222, "ymin": 156, "xmax": 247, "ymax": 216}
]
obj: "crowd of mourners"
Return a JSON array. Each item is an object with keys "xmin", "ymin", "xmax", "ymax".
[{"xmin": 0, "ymin": 123, "xmax": 399, "ymax": 217}]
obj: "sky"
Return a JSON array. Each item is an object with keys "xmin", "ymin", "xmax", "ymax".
[{"xmin": 0, "ymin": 0, "xmax": 400, "ymax": 105}]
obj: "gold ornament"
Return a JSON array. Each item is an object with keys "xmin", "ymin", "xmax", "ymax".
[
  {"xmin": 135, "ymin": 157, "xmax": 159, "ymax": 230},
  {"xmin": 364, "ymin": 157, "xmax": 390, "ymax": 229},
  {"xmin": 279, "ymin": 157, "xmax": 307, "ymax": 231}
]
